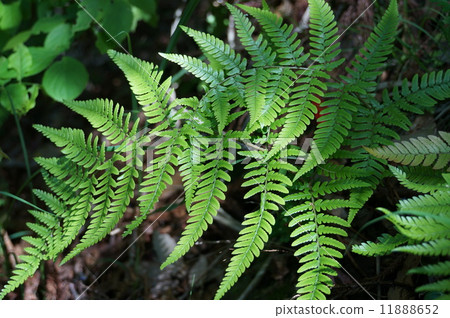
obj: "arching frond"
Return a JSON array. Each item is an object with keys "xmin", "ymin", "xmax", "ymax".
[
  {"xmin": 215, "ymin": 150, "xmax": 296, "ymax": 299},
  {"xmin": 161, "ymin": 134, "xmax": 237, "ymax": 268},
  {"xmin": 108, "ymin": 50, "xmax": 172, "ymax": 125},
  {"xmin": 365, "ymin": 131, "xmax": 450, "ymax": 170},
  {"xmin": 226, "ymin": 3, "xmax": 276, "ymax": 67},
  {"xmin": 181, "ymin": 26, "xmax": 247, "ymax": 76}
]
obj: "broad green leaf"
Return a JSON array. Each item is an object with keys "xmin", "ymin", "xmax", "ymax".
[
  {"xmin": 130, "ymin": 0, "xmax": 157, "ymax": 15},
  {"xmin": 73, "ymin": 10, "xmax": 92, "ymax": 33},
  {"xmin": 32, "ymin": 16, "xmax": 65, "ymax": 34},
  {"xmin": 44, "ymin": 23, "xmax": 72, "ymax": 53},
  {"xmin": 79, "ymin": 0, "xmax": 109, "ymax": 19},
  {"xmin": 26, "ymin": 47, "xmax": 59, "ymax": 77},
  {"xmin": 95, "ymin": 0, "xmax": 133, "ymax": 52},
  {"xmin": 0, "ymin": 83, "xmax": 39, "ymax": 116},
  {"xmin": 0, "ymin": 1, "xmax": 22, "ymax": 30},
  {"xmin": 130, "ymin": 0, "xmax": 158, "ymax": 26},
  {"xmin": 0, "ymin": 57, "xmax": 15, "ymax": 84},
  {"xmin": 42, "ymin": 57, "xmax": 88, "ymax": 102},
  {"xmin": 3, "ymin": 31, "xmax": 32, "ymax": 51},
  {"xmin": 8, "ymin": 44, "xmax": 32, "ymax": 81}
]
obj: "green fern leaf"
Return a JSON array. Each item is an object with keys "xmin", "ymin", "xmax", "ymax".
[
  {"xmin": 161, "ymin": 135, "xmax": 235, "ymax": 269},
  {"xmin": 126, "ymin": 131, "xmax": 185, "ymax": 236},
  {"xmin": 383, "ymin": 70, "xmax": 450, "ymax": 115},
  {"xmin": 160, "ymin": 53, "xmax": 225, "ymax": 87},
  {"xmin": 286, "ymin": 178, "xmax": 353, "ymax": 299},
  {"xmin": 416, "ymin": 279, "xmax": 450, "ymax": 293},
  {"xmin": 64, "ymin": 99, "xmax": 136, "ymax": 145},
  {"xmin": 296, "ymin": 0, "xmax": 399, "ymax": 178},
  {"xmin": 34, "ymin": 125, "xmax": 105, "ymax": 173},
  {"xmin": 240, "ymin": 4, "xmax": 308, "ymax": 66},
  {"xmin": 227, "ymin": 3, "xmax": 276, "ymax": 67},
  {"xmin": 181, "ymin": 26, "xmax": 247, "ymax": 76},
  {"xmin": 399, "ymin": 191, "xmax": 450, "ymax": 214},
  {"xmin": 365, "ymin": 132, "xmax": 450, "ymax": 170},
  {"xmin": 215, "ymin": 151, "xmax": 294, "ymax": 299},
  {"xmin": 389, "ymin": 166, "xmax": 448, "ymax": 193},
  {"xmin": 345, "ymin": 0, "xmax": 398, "ymax": 88},
  {"xmin": 352, "ymin": 233, "xmax": 408, "ymax": 256},
  {"xmin": 409, "ymin": 261, "xmax": 450, "ymax": 277},
  {"xmin": 108, "ymin": 50, "xmax": 172, "ymax": 125},
  {"xmin": 394, "ymin": 239, "xmax": 450, "ymax": 256},
  {"xmin": 0, "ymin": 255, "xmax": 40, "ymax": 299}
]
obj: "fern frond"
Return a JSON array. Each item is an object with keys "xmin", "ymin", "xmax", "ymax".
[
  {"xmin": 64, "ymin": 99, "xmax": 136, "ymax": 145},
  {"xmin": 285, "ymin": 179, "xmax": 353, "ymax": 299},
  {"xmin": 209, "ymin": 86, "xmax": 232, "ymax": 132},
  {"xmin": 108, "ymin": 50, "xmax": 172, "ymax": 125},
  {"xmin": 178, "ymin": 138, "xmax": 201, "ymax": 212},
  {"xmin": 215, "ymin": 208, "xmax": 275, "ymax": 299},
  {"xmin": 355, "ymin": 158, "xmax": 450, "ymax": 297},
  {"xmin": 125, "ymin": 131, "xmax": 185, "ymax": 236},
  {"xmin": 267, "ymin": 0, "xmax": 343, "ymax": 159},
  {"xmin": 344, "ymin": 0, "xmax": 398, "ymax": 88},
  {"xmin": 295, "ymin": 88, "xmax": 359, "ymax": 178},
  {"xmin": 308, "ymin": 0, "xmax": 343, "ymax": 69},
  {"xmin": 161, "ymin": 135, "xmax": 236, "ymax": 268},
  {"xmin": 383, "ymin": 70, "xmax": 450, "ymax": 115},
  {"xmin": 394, "ymin": 239, "xmax": 450, "ymax": 256},
  {"xmin": 389, "ymin": 166, "xmax": 448, "ymax": 193},
  {"xmin": 409, "ymin": 261, "xmax": 450, "ymax": 277},
  {"xmin": 352, "ymin": 233, "xmax": 408, "ymax": 256},
  {"xmin": 381, "ymin": 209, "xmax": 450, "ymax": 241},
  {"xmin": 0, "ymin": 191, "xmax": 70, "ymax": 298},
  {"xmin": 240, "ymin": 4, "xmax": 308, "ymax": 66},
  {"xmin": 215, "ymin": 150, "xmax": 295, "ymax": 299},
  {"xmin": 318, "ymin": 162, "xmax": 368, "ymax": 179},
  {"xmin": 62, "ymin": 159, "xmax": 119, "ymax": 262},
  {"xmin": 243, "ymin": 67, "xmax": 269, "ymax": 127},
  {"xmin": 181, "ymin": 26, "xmax": 247, "ymax": 76},
  {"xmin": 34, "ymin": 157, "xmax": 96, "ymax": 252},
  {"xmin": 33, "ymin": 189, "xmax": 67, "ymax": 218},
  {"xmin": 0, "ymin": 254, "xmax": 41, "ymax": 299},
  {"xmin": 398, "ymin": 191, "xmax": 450, "ymax": 214},
  {"xmin": 365, "ymin": 132, "xmax": 450, "ymax": 170},
  {"xmin": 227, "ymin": 3, "xmax": 276, "ymax": 67},
  {"xmin": 160, "ymin": 53, "xmax": 225, "ymax": 87},
  {"xmin": 34, "ymin": 125, "xmax": 105, "ymax": 173},
  {"xmin": 296, "ymin": 0, "xmax": 399, "ymax": 178},
  {"xmin": 416, "ymin": 279, "xmax": 450, "ymax": 293}
]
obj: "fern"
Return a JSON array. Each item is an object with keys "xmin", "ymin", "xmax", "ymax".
[
  {"xmin": 354, "ymin": 133, "xmax": 450, "ymax": 299},
  {"xmin": 181, "ymin": 26, "xmax": 247, "ymax": 76},
  {"xmin": 161, "ymin": 134, "xmax": 236, "ymax": 268},
  {"xmin": 285, "ymin": 173, "xmax": 368, "ymax": 299},
  {"xmin": 365, "ymin": 131, "xmax": 450, "ymax": 170},
  {"xmin": 296, "ymin": 0, "xmax": 399, "ymax": 178},
  {"xmin": 2, "ymin": 0, "xmax": 449, "ymax": 300},
  {"xmin": 267, "ymin": 0, "xmax": 341, "ymax": 158},
  {"xmin": 215, "ymin": 148, "xmax": 298, "ymax": 299}
]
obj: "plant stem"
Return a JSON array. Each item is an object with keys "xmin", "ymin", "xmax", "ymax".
[
  {"xmin": 159, "ymin": 0, "xmax": 201, "ymax": 71},
  {"xmin": 3, "ymin": 87, "xmax": 35, "ymax": 205}
]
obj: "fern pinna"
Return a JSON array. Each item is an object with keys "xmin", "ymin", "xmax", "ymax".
[
  {"xmin": 353, "ymin": 132, "xmax": 450, "ymax": 299},
  {"xmin": 1, "ymin": 0, "xmax": 449, "ymax": 299}
]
